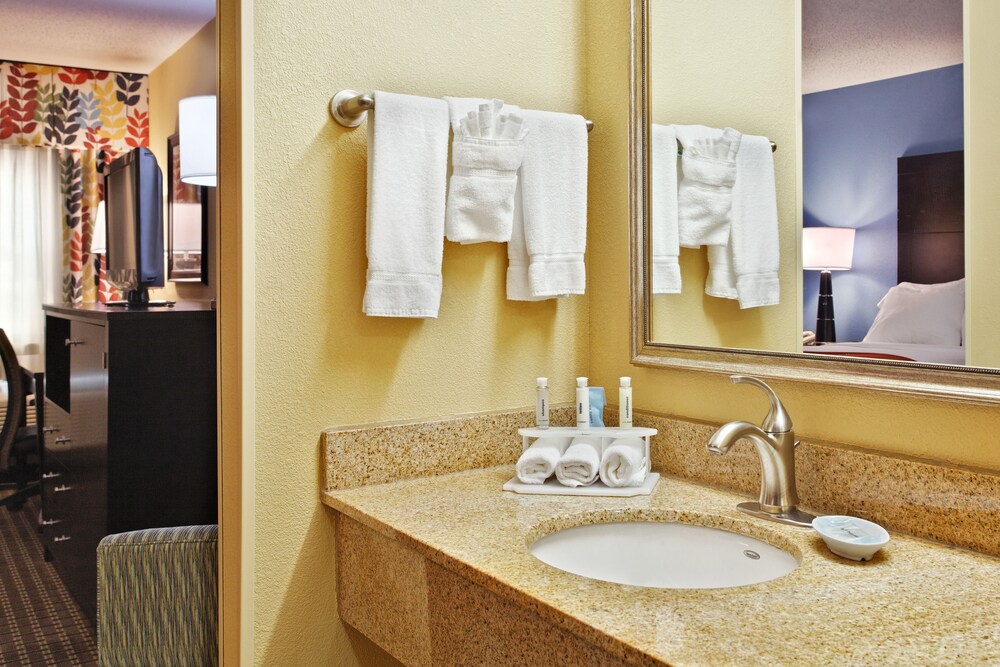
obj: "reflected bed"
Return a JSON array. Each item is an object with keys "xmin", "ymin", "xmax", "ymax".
[{"xmin": 804, "ymin": 342, "xmax": 964, "ymax": 365}]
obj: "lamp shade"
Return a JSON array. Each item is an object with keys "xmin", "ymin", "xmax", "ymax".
[
  {"xmin": 91, "ymin": 199, "xmax": 107, "ymax": 255},
  {"xmin": 178, "ymin": 95, "xmax": 217, "ymax": 187},
  {"xmin": 802, "ymin": 227, "xmax": 855, "ymax": 270}
]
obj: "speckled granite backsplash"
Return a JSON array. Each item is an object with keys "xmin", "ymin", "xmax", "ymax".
[{"xmin": 323, "ymin": 407, "xmax": 1000, "ymax": 556}]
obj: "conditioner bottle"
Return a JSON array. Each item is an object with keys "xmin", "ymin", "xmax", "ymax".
[{"xmin": 619, "ymin": 376, "xmax": 633, "ymax": 428}]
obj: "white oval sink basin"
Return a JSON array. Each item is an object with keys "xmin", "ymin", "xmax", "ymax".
[{"xmin": 530, "ymin": 521, "xmax": 798, "ymax": 589}]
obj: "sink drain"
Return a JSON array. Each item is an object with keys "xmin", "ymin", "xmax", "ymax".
[{"xmin": 743, "ymin": 550, "xmax": 761, "ymax": 560}]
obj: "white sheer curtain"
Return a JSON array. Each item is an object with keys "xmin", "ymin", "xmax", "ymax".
[{"xmin": 0, "ymin": 145, "xmax": 62, "ymax": 355}]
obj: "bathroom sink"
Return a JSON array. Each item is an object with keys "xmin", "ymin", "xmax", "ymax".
[{"xmin": 529, "ymin": 521, "xmax": 798, "ymax": 589}]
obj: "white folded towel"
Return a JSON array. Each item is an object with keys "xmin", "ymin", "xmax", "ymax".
[
  {"xmin": 650, "ymin": 123, "xmax": 681, "ymax": 294},
  {"xmin": 515, "ymin": 437, "xmax": 572, "ymax": 484},
  {"xmin": 363, "ymin": 91, "xmax": 450, "ymax": 318},
  {"xmin": 599, "ymin": 437, "xmax": 648, "ymax": 488},
  {"xmin": 555, "ymin": 436, "xmax": 602, "ymax": 487},
  {"xmin": 444, "ymin": 99, "xmax": 526, "ymax": 244},
  {"xmin": 508, "ymin": 109, "xmax": 588, "ymax": 299},
  {"xmin": 443, "ymin": 97, "xmax": 521, "ymax": 132},
  {"xmin": 677, "ymin": 127, "xmax": 741, "ymax": 248}
]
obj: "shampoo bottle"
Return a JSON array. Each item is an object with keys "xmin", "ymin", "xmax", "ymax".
[
  {"xmin": 535, "ymin": 377, "xmax": 550, "ymax": 429},
  {"xmin": 619, "ymin": 376, "xmax": 633, "ymax": 428},
  {"xmin": 576, "ymin": 377, "xmax": 590, "ymax": 429}
]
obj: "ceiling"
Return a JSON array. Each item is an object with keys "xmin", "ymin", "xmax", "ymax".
[
  {"xmin": 802, "ymin": 0, "xmax": 963, "ymax": 94},
  {"xmin": 0, "ymin": 0, "xmax": 215, "ymax": 74}
]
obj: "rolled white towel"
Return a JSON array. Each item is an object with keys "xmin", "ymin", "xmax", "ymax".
[
  {"xmin": 515, "ymin": 437, "xmax": 571, "ymax": 484},
  {"xmin": 599, "ymin": 437, "xmax": 648, "ymax": 488},
  {"xmin": 555, "ymin": 436, "xmax": 602, "ymax": 487}
]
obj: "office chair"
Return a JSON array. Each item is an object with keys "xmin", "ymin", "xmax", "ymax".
[{"xmin": 0, "ymin": 329, "xmax": 41, "ymax": 511}]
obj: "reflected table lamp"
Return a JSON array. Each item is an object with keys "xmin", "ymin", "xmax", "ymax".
[{"xmin": 803, "ymin": 227, "xmax": 855, "ymax": 343}]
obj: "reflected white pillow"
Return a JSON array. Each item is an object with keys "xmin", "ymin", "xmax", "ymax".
[{"xmin": 863, "ymin": 279, "xmax": 965, "ymax": 346}]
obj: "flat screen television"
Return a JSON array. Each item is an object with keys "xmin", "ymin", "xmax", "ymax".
[{"xmin": 104, "ymin": 147, "xmax": 171, "ymax": 307}]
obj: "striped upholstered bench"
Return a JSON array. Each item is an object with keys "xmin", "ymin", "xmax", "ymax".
[{"xmin": 97, "ymin": 524, "xmax": 218, "ymax": 667}]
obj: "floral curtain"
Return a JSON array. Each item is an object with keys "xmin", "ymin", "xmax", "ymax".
[{"xmin": 0, "ymin": 61, "xmax": 149, "ymax": 303}]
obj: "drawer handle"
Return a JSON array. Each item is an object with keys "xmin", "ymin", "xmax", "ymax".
[
  {"xmin": 65, "ymin": 338, "xmax": 84, "ymax": 347},
  {"xmin": 41, "ymin": 518, "xmax": 61, "ymax": 526},
  {"xmin": 42, "ymin": 471, "xmax": 61, "ymax": 479},
  {"xmin": 53, "ymin": 485, "xmax": 71, "ymax": 493},
  {"xmin": 53, "ymin": 535, "xmax": 71, "ymax": 542},
  {"xmin": 43, "ymin": 426, "xmax": 60, "ymax": 434},
  {"xmin": 53, "ymin": 436, "xmax": 71, "ymax": 444}
]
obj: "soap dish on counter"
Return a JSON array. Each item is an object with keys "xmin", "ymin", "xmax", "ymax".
[
  {"xmin": 503, "ymin": 426, "xmax": 658, "ymax": 498},
  {"xmin": 812, "ymin": 515, "xmax": 890, "ymax": 561}
]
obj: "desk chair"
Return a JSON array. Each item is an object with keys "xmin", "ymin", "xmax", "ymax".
[{"xmin": 0, "ymin": 329, "xmax": 41, "ymax": 511}]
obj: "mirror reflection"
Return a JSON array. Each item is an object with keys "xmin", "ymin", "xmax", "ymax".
[{"xmin": 645, "ymin": 0, "xmax": 989, "ymax": 369}]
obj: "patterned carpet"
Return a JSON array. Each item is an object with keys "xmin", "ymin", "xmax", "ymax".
[{"xmin": 0, "ymin": 496, "xmax": 98, "ymax": 665}]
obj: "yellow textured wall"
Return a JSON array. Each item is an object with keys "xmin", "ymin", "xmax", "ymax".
[
  {"xmin": 965, "ymin": 0, "xmax": 1000, "ymax": 367},
  {"xmin": 148, "ymin": 19, "xmax": 217, "ymax": 304},
  {"xmin": 252, "ymin": 0, "xmax": 588, "ymax": 664},
  {"xmin": 647, "ymin": 1, "xmax": 799, "ymax": 352},
  {"xmin": 587, "ymin": 0, "xmax": 1000, "ymax": 474}
]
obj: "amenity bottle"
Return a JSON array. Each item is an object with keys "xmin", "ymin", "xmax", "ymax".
[
  {"xmin": 535, "ymin": 377, "xmax": 550, "ymax": 429},
  {"xmin": 576, "ymin": 377, "xmax": 590, "ymax": 429},
  {"xmin": 619, "ymin": 376, "xmax": 633, "ymax": 428}
]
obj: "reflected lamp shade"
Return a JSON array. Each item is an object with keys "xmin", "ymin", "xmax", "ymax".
[
  {"xmin": 91, "ymin": 199, "xmax": 107, "ymax": 255},
  {"xmin": 802, "ymin": 226, "xmax": 855, "ymax": 344},
  {"xmin": 178, "ymin": 95, "xmax": 217, "ymax": 187},
  {"xmin": 802, "ymin": 227, "xmax": 855, "ymax": 270}
]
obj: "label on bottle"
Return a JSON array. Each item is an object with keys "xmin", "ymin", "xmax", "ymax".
[
  {"xmin": 576, "ymin": 388, "xmax": 590, "ymax": 428},
  {"xmin": 536, "ymin": 390, "xmax": 549, "ymax": 428},
  {"xmin": 620, "ymin": 388, "xmax": 633, "ymax": 428}
]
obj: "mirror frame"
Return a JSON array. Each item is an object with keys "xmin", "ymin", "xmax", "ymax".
[{"xmin": 628, "ymin": 0, "xmax": 1000, "ymax": 405}]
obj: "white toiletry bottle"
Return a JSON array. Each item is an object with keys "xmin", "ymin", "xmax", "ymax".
[
  {"xmin": 535, "ymin": 377, "xmax": 550, "ymax": 429},
  {"xmin": 619, "ymin": 376, "xmax": 633, "ymax": 428},
  {"xmin": 576, "ymin": 377, "xmax": 590, "ymax": 429}
]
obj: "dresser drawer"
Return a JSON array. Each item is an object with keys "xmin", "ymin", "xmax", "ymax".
[
  {"xmin": 40, "ymin": 456, "xmax": 72, "ymax": 537},
  {"xmin": 42, "ymin": 400, "xmax": 72, "ymax": 457}
]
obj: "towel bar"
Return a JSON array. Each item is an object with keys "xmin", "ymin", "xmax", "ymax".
[
  {"xmin": 677, "ymin": 138, "xmax": 777, "ymax": 155},
  {"xmin": 330, "ymin": 89, "xmax": 594, "ymax": 132}
]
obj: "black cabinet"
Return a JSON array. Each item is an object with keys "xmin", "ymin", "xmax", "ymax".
[{"xmin": 40, "ymin": 303, "xmax": 217, "ymax": 624}]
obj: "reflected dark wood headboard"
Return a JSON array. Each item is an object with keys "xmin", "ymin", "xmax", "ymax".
[{"xmin": 897, "ymin": 150, "xmax": 964, "ymax": 284}]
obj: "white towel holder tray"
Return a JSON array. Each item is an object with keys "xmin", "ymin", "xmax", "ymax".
[{"xmin": 504, "ymin": 426, "xmax": 658, "ymax": 497}]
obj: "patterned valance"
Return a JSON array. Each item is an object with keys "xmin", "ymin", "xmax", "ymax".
[
  {"xmin": 0, "ymin": 62, "xmax": 148, "ymax": 152},
  {"xmin": 1, "ymin": 61, "xmax": 149, "ymax": 304}
]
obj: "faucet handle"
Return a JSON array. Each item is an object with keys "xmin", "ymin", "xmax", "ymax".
[{"xmin": 729, "ymin": 375, "xmax": 793, "ymax": 434}]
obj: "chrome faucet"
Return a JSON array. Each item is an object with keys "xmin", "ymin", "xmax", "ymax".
[{"xmin": 707, "ymin": 375, "xmax": 816, "ymax": 527}]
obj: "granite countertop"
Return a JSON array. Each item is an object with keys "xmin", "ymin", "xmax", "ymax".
[{"xmin": 323, "ymin": 467, "xmax": 1000, "ymax": 666}]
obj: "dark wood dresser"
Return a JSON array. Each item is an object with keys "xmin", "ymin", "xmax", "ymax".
[{"xmin": 40, "ymin": 302, "xmax": 218, "ymax": 624}]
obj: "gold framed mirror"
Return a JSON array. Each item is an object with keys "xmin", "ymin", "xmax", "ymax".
[{"xmin": 629, "ymin": 0, "xmax": 1000, "ymax": 405}]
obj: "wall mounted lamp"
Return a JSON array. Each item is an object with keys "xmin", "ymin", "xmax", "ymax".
[{"xmin": 178, "ymin": 95, "xmax": 217, "ymax": 187}]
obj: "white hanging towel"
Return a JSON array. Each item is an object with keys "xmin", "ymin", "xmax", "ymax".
[
  {"xmin": 705, "ymin": 134, "xmax": 780, "ymax": 308},
  {"xmin": 506, "ymin": 178, "xmax": 549, "ymax": 301},
  {"xmin": 362, "ymin": 91, "xmax": 450, "ymax": 318},
  {"xmin": 507, "ymin": 109, "xmax": 588, "ymax": 299},
  {"xmin": 650, "ymin": 123, "xmax": 681, "ymax": 294},
  {"xmin": 676, "ymin": 126, "xmax": 741, "ymax": 248},
  {"xmin": 442, "ymin": 98, "xmax": 526, "ymax": 244}
]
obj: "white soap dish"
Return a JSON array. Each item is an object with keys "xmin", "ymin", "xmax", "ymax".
[{"xmin": 812, "ymin": 515, "xmax": 890, "ymax": 561}]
